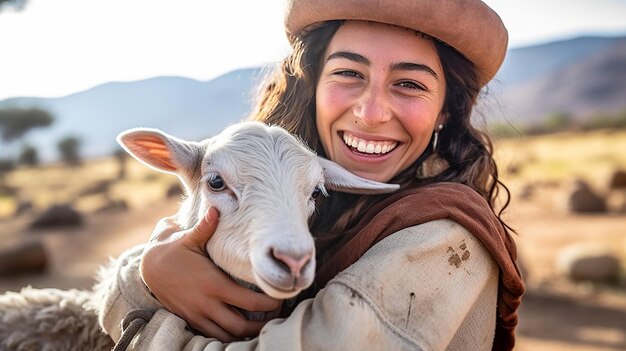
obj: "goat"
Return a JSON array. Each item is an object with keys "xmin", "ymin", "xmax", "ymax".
[{"xmin": 117, "ymin": 121, "xmax": 399, "ymax": 298}]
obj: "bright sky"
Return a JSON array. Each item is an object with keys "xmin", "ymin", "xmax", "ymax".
[{"xmin": 1, "ymin": 0, "xmax": 625, "ymax": 101}]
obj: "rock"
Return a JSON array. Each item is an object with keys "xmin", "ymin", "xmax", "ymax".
[
  {"xmin": 0, "ymin": 185, "xmax": 18, "ymax": 196},
  {"xmin": 506, "ymin": 163, "xmax": 521, "ymax": 176},
  {"xmin": 0, "ymin": 240, "xmax": 48, "ymax": 276},
  {"xmin": 30, "ymin": 204, "xmax": 83, "ymax": 229},
  {"xmin": 94, "ymin": 199, "xmax": 128, "ymax": 213},
  {"xmin": 78, "ymin": 179, "xmax": 113, "ymax": 197},
  {"xmin": 13, "ymin": 200, "xmax": 34, "ymax": 217},
  {"xmin": 566, "ymin": 179, "xmax": 606, "ymax": 213},
  {"xmin": 609, "ymin": 169, "xmax": 626, "ymax": 190},
  {"xmin": 518, "ymin": 183, "xmax": 535, "ymax": 201},
  {"xmin": 557, "ymin": 244, "xmax": 621, "ymax": 283}
]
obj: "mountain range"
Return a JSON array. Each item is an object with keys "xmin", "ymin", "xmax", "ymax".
[
  {"xmin": 492, "ymin": 36, "xmax": 626, "ymax": 124},
  {"xmin": 1, "ymin": 35, "xmax": 625, "ymax": 161}
]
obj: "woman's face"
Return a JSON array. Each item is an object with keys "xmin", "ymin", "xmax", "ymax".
[{"xmin": 316, "ymin": 20, "xmax": 446, "ymax": 182}]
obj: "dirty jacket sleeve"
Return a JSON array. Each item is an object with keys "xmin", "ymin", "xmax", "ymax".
[{"xmin": 98, "ymin": 219, "xmax": 499, "ymax": 351}]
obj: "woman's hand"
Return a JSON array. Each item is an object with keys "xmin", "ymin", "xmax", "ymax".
[{"xmin": 140, "ymin": 207, "xmax": 282, "ymax": 342}]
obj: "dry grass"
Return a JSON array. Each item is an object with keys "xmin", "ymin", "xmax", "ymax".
[
  {"xmin": 0, "ymin": 157, "xmax": 178, "ymax": 218},
  {"xmin": 495, "ymin": 129, "xmax": 626, "ymax": 190}
]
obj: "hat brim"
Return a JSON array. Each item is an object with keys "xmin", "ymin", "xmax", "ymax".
[{"xmin": 284, "ymin": 0, "xmax": 508, "ymax": 87}]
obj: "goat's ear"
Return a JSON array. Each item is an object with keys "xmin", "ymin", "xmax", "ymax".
[
  {"xmin": 117, "ymin": 128, "xmax": 200, "ymax": 175},
  {"xmin": 317, "ymin": 157, "xmax": 400, "ymax": 194}
]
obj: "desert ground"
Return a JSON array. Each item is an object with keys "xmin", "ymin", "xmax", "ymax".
[{"xmin": 1, "ymin": 129, "xmax": 625, "ymax": 350}]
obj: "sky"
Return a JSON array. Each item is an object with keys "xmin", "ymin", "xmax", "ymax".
[{"xmin": 1, "ymin": 0, "xmax": 626, "ymax": 101}]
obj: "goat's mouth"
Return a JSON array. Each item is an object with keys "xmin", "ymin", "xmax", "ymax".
[
  {"xmin": 253, "ymin": 269, "xmax": 305, "ymax": 299},
  {"xmin": 340, "ymin": 131, "xmax": 399, "ymax": 155},
  {"xmin": 256, "ymin": 271, "xmax": 297, "ymax": 292}
]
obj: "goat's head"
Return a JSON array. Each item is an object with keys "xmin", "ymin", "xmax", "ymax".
[{"xmin": 117, "ymin": 121, "xmax": 399, "ymax": 299}]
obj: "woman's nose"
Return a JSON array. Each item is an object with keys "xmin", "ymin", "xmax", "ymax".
[{"xmin": 353, "ymin": 86, "xmax": 392, "ymax": 127}]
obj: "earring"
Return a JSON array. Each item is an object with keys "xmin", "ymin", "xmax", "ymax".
[
  {"xmin": 432, "ymin": 124, "xmax": 443, "ymax": 152},
  {"xmin": 417, "ymin": 124, "xmax": 448, "ymax": 179}
]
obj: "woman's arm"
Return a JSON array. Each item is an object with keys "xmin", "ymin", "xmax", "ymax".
[
  {"xmin": 100, "ymin": 219, "xmax": 498, "ymax": 350},
  {"xmin": 94, "ymin": 208, "xmax": 281, "ymax": 342}
]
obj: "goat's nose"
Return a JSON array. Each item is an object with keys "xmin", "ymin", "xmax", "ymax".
[{"xmin": 271, "ymin": 249, "xmax": 312, "ymax": 278}]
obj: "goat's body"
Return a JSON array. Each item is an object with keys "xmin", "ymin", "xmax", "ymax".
[{"xmin": 0, "ymin": 287, "xmax": 113, "ymax": 351}]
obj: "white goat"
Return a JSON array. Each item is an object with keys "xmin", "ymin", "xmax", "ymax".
[
  {"xmin": 0, "ymin": 121, "xmax": 398, "ymax": 350},
  {"xmin": 117, "ymin": 121, "xmax": 399, "ymax": 298}
]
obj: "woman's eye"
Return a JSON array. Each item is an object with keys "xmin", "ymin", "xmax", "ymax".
[
  {"xmin": 397, "ymin": 81, "xmax": 426, "ymax": 91},
  {"xmin": 334, "ymin": 70, "xmax": 362, "ymax": 79},
  {"xmin": 208, "ymin": 175, "xmax": 227, "ymax": 191}
]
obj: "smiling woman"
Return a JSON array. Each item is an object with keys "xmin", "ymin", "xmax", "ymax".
[
  {"xmin": 315, "ymin": 21, "xmax": 446, "ymax": 182},
  {"xmin": 91, "ymin": 1, "xmax": 525, "ymax": 350}
]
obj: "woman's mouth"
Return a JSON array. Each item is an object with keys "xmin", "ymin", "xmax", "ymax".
[{"xmin": 341, "ymin": 131, "xmax": 398, "ymax": 155}]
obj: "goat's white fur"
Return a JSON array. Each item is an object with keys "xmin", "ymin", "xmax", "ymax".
[{"xmin": 118, "ymin": 121, "xmax": 399, "ymax": 298}]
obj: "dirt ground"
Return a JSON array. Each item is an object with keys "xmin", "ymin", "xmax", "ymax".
[
  {"xmin": 1, "ymin": 187, "xmax": 625, "ymax": 350},
  {"xmin": 508, "ymin": 186, "xmax": 626, "ymax": 351}
]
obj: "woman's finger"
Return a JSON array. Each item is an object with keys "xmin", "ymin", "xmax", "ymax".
[
  {"xmin": 195, "ymin": 267, "xmax": 282, "ymax": 312},
  {"xmin": 203, "ymin": 302, "xmax": 269, "ymax": 338},
  {"xmin": 187, "ymin": 315, "xmax": 236, "ymax": 343},
  {"xmin": 182, "ymin": 207, "xmax": 220, "ymax": 252},
  {"xmin": 220, "ymin": 287, "xmax": 283, "ymax": 313}
]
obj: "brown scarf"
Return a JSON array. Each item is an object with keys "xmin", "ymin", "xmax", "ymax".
[{"xmin": 297, "ymin": 182, "xmax": 525, "ymax": 351}]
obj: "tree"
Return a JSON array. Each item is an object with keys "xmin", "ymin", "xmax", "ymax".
[
  {"xmin": 543, "ymin": 111, "xmax": 572, "ymax": 133},
  {"xmin": 57, "ymin": 136, "xmax": 82, "ymax": 166},
  {"xmin": 114, "ymin": 149, "xmax": 129, "ymax": 180},
  {"xmin": 0, "ymin": 107, "xmax": 54, "ymax": 143},
  {"xmin": 18, "ymin": 144, "xmax": 38, "ymax": 166}
]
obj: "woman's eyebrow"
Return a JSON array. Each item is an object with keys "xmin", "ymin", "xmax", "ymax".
[
  {"xmin": 325, "ymin": 51, "xmax": 370, "ymax": 65},
  {"xmin": 326, "ymin": 51, "xmax": 438, "ymax": 80},
  {"xmin": 391, "ymin": 62, "xmax": 438, "ymax": 80}
]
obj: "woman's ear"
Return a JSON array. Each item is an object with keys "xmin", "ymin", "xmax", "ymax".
[{"xmin": 436, "ymin": 111, "xmax": 449, "ymax": 127}]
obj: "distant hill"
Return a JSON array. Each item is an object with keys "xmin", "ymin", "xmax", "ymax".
[
  {"xmin": 0, "ymin": 68, "xmax": 268, "ymax": 161},
  {"xmin": 496, "ymin": 36, "xmax": 623, "ymax": 87},
  {"xmin": 487, "ymin": 36, "xmax": 626, "ymax": 125},
  {"xmin": 1, "ymin": 35, "xmax": 625, "ymax": 161}
]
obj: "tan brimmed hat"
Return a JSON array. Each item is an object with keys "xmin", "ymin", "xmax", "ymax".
[{"xmin": 284, "ymin": 0, "xmax": 508, "ymax": 87}]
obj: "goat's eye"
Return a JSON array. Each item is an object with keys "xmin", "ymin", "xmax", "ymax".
[
  {"xmin": 208, "ymin": 175, "xmax": 227, "ymax": 191},
  {"xmin": 311, "ymin": 185, "xmax": 326, "ymax": 200}
]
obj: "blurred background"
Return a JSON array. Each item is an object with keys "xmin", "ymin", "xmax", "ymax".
[{"xmin": 0, "ymin": 1, "xmax": 625, "ymax": 350}]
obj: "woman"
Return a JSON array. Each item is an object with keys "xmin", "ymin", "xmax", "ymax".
[{"xmin": 99, "ymin": 0, "xmax": 525, "ymax": 350}]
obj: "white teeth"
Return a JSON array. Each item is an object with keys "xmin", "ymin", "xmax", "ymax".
[
  {"xmin": 357, "ymin": 141, "xmax": 366, "ymax": 152},
  {"xmin": 342, "ymin": 132, "xmax": 398, "ymax": 155}
]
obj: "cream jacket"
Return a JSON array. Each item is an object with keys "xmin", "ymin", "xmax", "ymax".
[{"xmin": 98, "ymin": 219, "xmax": 498, "ymax": 351}]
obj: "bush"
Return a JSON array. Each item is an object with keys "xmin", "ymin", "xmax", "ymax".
[
  {"xmin": 543, "ymin": 112, "xmax": 572, "ymax": 132},
  {"xmin": 0, "ymin": 158, "xmax": 15, "ymax": 187},
  {"xmin": 0, "ymin": 158, "xmax": 14, "ymax": 172},
  {"xmin": 488, "ymin": 122, "xmax": 524, "ymax": 139},
  {"xmin": 57, "ymin": 136, "xmax": 82, "ymax": 165},
  {"xmin": 18, "ymin": 144, "xmax": 38, "ymax": 166}
]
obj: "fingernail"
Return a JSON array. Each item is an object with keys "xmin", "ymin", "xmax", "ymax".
[{"xmin": 204, "ymin": 206, "xmax": 213, "ymax": 222}]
